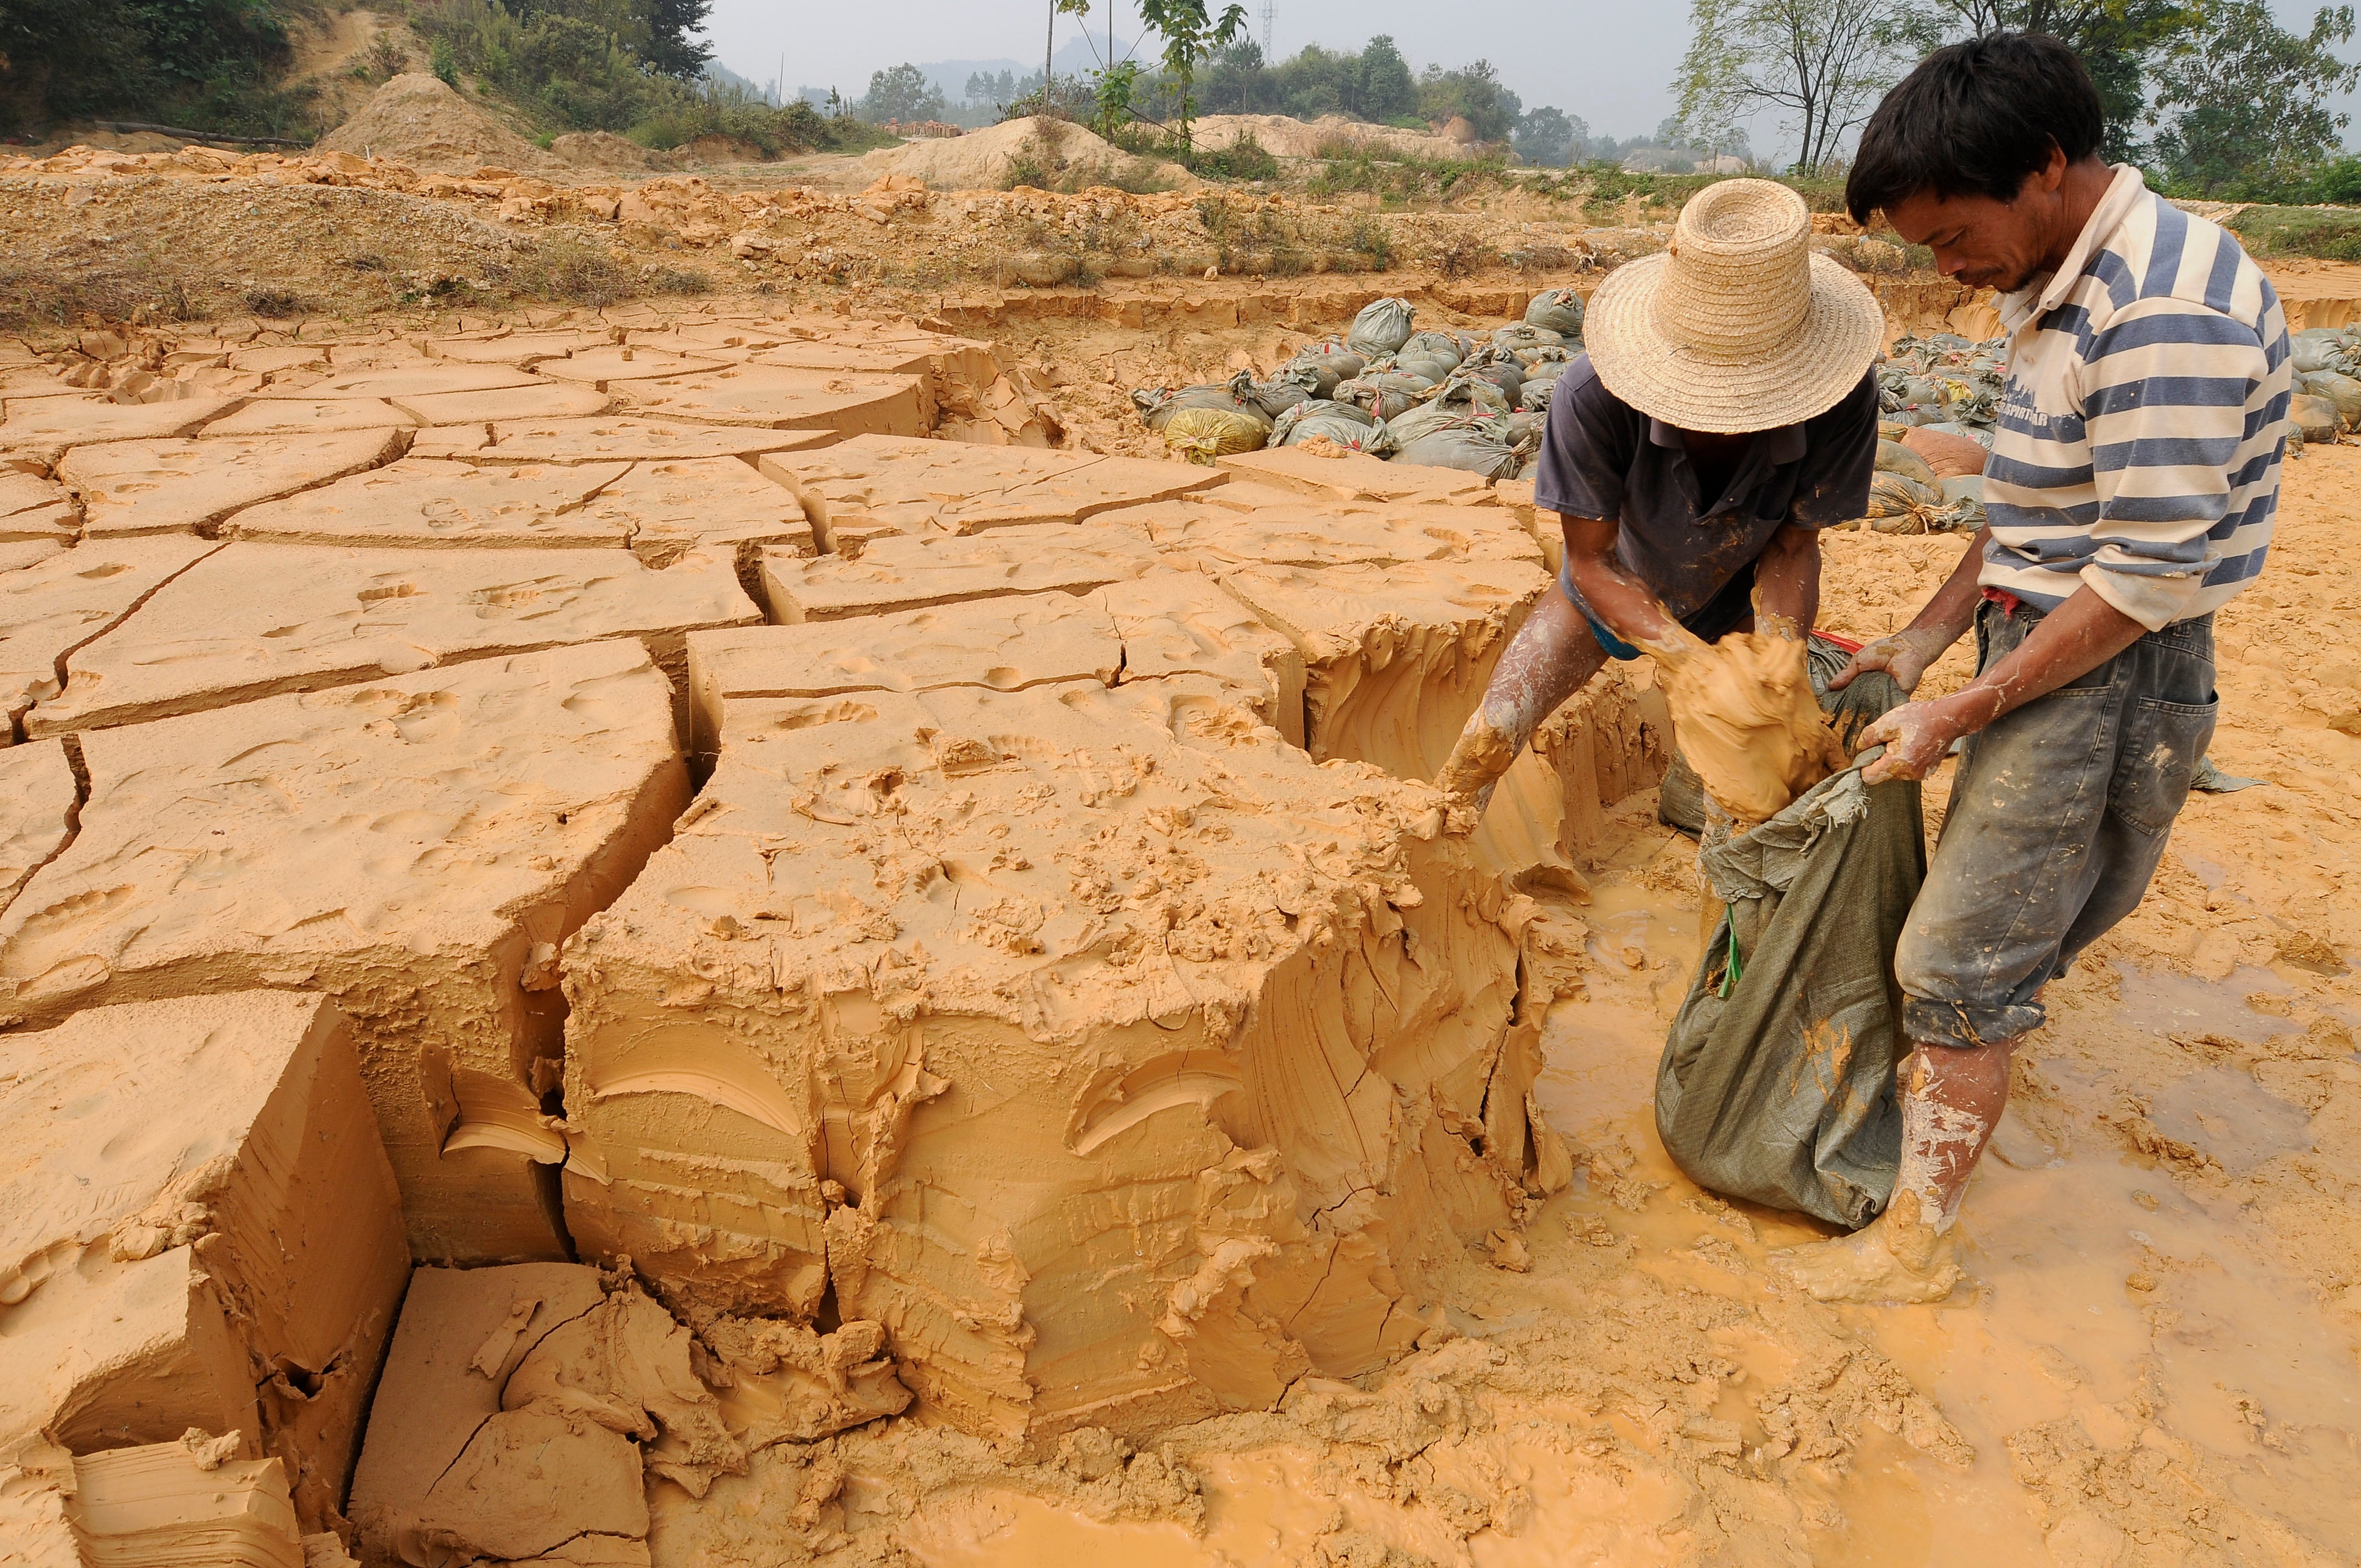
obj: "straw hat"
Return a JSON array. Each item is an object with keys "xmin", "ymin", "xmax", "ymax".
[{"xmin": 1584, "ymin": 179, "xmax": 1884, "ymax": 434}]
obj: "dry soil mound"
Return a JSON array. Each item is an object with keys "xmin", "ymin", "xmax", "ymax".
[
  {"xmin": 318, "ymin": 71, "xmax": 559, "ymax": 173},
  {"xmin": 1191, "ymin": 112, "xmax": 1477, "ymax": 161},
  {"xmin": 859, "ymin": 116, "xmax": 1189, "ymax": 192},
  {"xmin": 548, "ymin": 129, "xmax": 669, "ymax": 171}
]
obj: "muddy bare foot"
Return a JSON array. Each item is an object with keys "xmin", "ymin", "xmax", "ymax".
[{"xmin": 1771, "ymin": 1190, "xmax": 1966, "ymax": 1304}]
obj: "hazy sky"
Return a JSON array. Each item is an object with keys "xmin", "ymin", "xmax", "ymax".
[{"xmin": 703, "ymin": 1, "xmax": 2358, "ymax": 161}]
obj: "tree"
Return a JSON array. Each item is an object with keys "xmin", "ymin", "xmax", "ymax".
[
  {"xmin": 1417, "ymin": 59, "xmax": 1521, "ymax": 142},
  {"xmin": 1903, "ymin": 1, "xmax": 2196, "ymax": 159},
  {"xmin": 1357, "ymin": 35, "xmax": 1417, "ymax": 121},
  {"xmin": 1514, "ymin": 106, "xmax": 1582, "ymax": 166},
  {"xmin": 636, "ymin": 0, "xmax": 712, "ymax": 79},
  {"xmin": 2148, "ymin": 2, "xmax": 2358, "ymax": 193},
  {"xmin": 1675, "ymin": 0, "xmax": 1913, "ymax": 175},
  {"xmin": 860, "ymin": 63, "xmax": 949, "ymax": 124},
  {"xmin": 1138, "ymin": 0, "xmax": 1249, "ymax": 146}
]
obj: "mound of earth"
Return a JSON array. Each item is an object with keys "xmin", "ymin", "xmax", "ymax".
[
  {"xmin": 858, "ymin": 116, "xmax": 1190, "ymax": 192},
  {"xmin": 318, "ymin": 71, "xmax": 559, "ymax": 173},
  {"xmin": 1190, "ymin": 112, "xmax": 1479, "ymax": 161},
  {"xmin": 549, "ymin": 130, "xmax": 675, "ymax": 171}
]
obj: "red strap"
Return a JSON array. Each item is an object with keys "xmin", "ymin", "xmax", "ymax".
[
  {"xmin": 1810, "ymin": 628, "xmax": 1864, "ymax": 653},
  {"xmin": 1981, "ymin": 586, "xmax": 2025, "ymax": 615}
]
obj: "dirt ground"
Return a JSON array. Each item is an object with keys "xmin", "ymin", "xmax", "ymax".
[{"xmin": 5, "ymin": 138, "xmax": 2359, "ymax": 1568}]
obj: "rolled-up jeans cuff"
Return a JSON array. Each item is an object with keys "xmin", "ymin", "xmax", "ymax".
[{"xmin": 1903, "ymin": 995, "xmax": 2044, "ymax": 1050}]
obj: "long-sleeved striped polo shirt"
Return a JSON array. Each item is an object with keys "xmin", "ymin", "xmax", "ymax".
[{"xmin": 1981, "ymin": 165, "xmax": 2288, "ymax": 631}]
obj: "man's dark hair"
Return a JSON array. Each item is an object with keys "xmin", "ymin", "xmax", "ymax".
[{"xmin": 1845, "ymin": 32, "xmax": 2104, "ymax": 224}]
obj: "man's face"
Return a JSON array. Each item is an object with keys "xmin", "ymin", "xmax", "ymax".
[
  {"xmin": 1884, "ymin": 148, "xmax": 2071, "ymax": 295},
  {"xmin": 1885, "ymin": 185, "xmax": 2050, "ymax": 294}
]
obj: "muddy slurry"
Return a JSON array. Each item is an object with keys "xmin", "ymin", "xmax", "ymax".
[{"xmin": 0, "ymin": 243, "xmax": 2357, "ymax": 1568}]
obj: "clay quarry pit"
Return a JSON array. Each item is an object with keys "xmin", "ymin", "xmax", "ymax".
[{"xmin": 4, "ymin": 124, "xmax": 2361, "ymax": 1568}]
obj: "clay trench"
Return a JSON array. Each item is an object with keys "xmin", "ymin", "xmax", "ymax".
[{"xmin": 0, "ymin": 308, "xmax": 1673, "ymax": 1565}]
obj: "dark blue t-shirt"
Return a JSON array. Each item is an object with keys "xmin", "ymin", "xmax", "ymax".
[{"xmin": 1535, "ymin": 355, "xmax": 1878, "ymax": 630}]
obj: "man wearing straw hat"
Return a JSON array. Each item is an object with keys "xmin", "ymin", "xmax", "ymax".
[
  {"xmin": 1437, "ymin": 177, "xmax": 1883, "ymax": 819},
  {"xmin": 1774, "ymin": 34, "xmax": 2285, "ymax": 1304}
]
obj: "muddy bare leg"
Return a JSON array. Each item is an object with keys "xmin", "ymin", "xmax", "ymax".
[
  {"xmin": 1437, "ymin": 586, "xmax": 1610, "ymax": 821},
  {"xmin": 1771, "ymin": 1039, "xmax": 2016, "ymax": 1303}
]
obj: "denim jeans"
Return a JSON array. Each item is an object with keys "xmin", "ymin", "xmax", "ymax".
[{"xmin": 1894, "ymin": 599, "xmax": 2219, "ymax": 1049}]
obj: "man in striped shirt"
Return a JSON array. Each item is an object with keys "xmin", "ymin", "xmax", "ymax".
[{"xmin": 1775, "ymin": 32, "xmax": 2286, "ymax": 1304}]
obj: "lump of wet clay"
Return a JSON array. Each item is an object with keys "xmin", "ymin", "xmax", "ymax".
[
  {"xmin": 0, "ymin": 992, "xmax": 410, "ymax": 1533},
  {"xmin": 1658, "ymin": 632, "xmax": 1849, "ymax": 825},
  {"xmin": 351, "ymin": 1264, "xmax": 894, "ymax": 1565},
  {"xmin": 221, "ymin": 459, "xmax": 634, "ymax": 549},
  {"xmin": 559, "ymin": 678, "xmax": 1543, "ymax": 1444},
  {"xmin": 58, "ymin": 430, "xmax": 407, "ymax": 538},
  {"xmin": 1, "ymin": 536, "xmax": 220, "ymax": 737},
  {"xmin": 755, "ymin": 521, "xmax": 1157, "ymax": 622},
  {"xmin": 1213, "ymin": 557, "xmax": 1552, "ymax": 782},
  {"xmin": 757, "ymin": 434, "xmax": 1221, "ymax": 553},
  {"xmin": 30, "ymin": 542, "xmax": 758, "ymax": 738},
  {"xmin": 684, "ymin": 590, "xmax": 1123, "ymax": 760},
  {"xmin": 0, "ymin": 642, "xmax": 688, "ymax": 1264}
]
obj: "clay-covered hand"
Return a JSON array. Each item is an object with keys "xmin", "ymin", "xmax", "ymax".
[
  {"xmin": 1827, "ymin": 626, "xmax": 1952, "ymax": 695},
  {"xmin": 1857, "ymin": 697, "xmax": 1967, "ymax": 784}
]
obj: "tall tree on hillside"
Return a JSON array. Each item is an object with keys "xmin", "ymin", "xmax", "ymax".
[
  {"xmin": 1417, "ymin": 59, "xmax": 1521, "ymax": 142},
  {"xmin": 1514, "ymin": 106, "xmax": 1585, "ymax": 166},
  {"xmin": 1138, "ymin": 0, "xmax": 1249, "ymax": 146},
  {"xmin": 2148, "ymin": 2, "xmax": 2358, "ymax": 193},
  {"xmin": 1675, "ymin": 0, "xmax": 1914, "ymax": 175}
]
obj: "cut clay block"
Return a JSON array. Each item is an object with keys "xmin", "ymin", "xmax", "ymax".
[
  {"xmin": 0, "ymin": 642, "xmax": 689, "ymax": 1264},
  {"xmin": 1117, "ymin": 497, "xmax": 1544, "ymax": 571},
  {"xmin": 0, "ymin": 992, "xmax": 409, "ymax": 1533},
  {"xmin": 0, "ymin": 539, "xmax": 66, "ymax": 573},
  {"xmin": 198, "ymin": 399, "xmax": 418, "ymax": 438},
  {"xmin": 67, "ymin": 1442, "xmax": 306, "ymax": 1568},
  {"xmin": 560, "ymin": 680, "xmax": 1542, "ymax": 1444},
  {"xmin": 254, "ymin": 365, "xmax": 537, "ymax": 400},
  {"xmin": 1, "ymin": 536, "xmax": 219, "ymax": 736},
  {"xmin": 755, "ymin": 521, "xmax": 1156, "ymax": 622},
  {"xmin": 758, "ymin": 435, "xmax": 1220, "ymax": 551},
  {"xmin": 59, "ymin": 429, "xmax": 407, "ymax": 537},
  {"xmin": 684, "ymin": 590, "xmax": 1123, "ymax": 757},
  {"xmin": 1216, "ymin": 444, "xmax": 1502, "ymax": 505},
  {"xmin": 0, "ymin": 740, "xmax": 74, "ymax": 918},
  {"xmin": 426, "ymin": 330, "xmax": 604, "ymax": 364},
  {"xmin": 32, "ymin": 542, "xmax": 759, "ymax": 736},
  {"xmin": 349, "ymin": 1263, "xmax": 908, "ymax": 1567},
  {"xmin": 0, "ymin": 397, "xmax": 242, "ymax": 464},
  {"xmin": 408, "ymin": 416, "xmax": 834, "ymax": 466},
  {"xmin": 1215, "ymin": 557, "xmax": 1551, "ymax": 782},
  {"xmin": 1094, "ymin": 569, "xmax": 1307, "ymax": 748},
  {"xmin": 222, "ymin": 459, "xmax": 633, "ymax": 548},
  {"xmin": 609, "ymin": 366, "xmax": 926, "ymax": 435},
  {"xmin": 534, "ymin": 345, "xmax": 725, "ymax": 387},
  {"xmin": 0, "ymin": 470, "xmax": 71, "ymax": 521},
  {"xmin": 388, "ymin": 380, "xmax": 611, "ymax": 426},
  {"xmin": 570, "ymin": 456, "xmax": 815, "ymax": 568}
]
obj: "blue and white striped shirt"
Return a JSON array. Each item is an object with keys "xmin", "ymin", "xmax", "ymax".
[{"xmin": 1982, "ymin": 166, "xmax": 2287, "ymax": 630}]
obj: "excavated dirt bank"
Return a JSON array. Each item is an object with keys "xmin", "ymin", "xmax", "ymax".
[{"xmin": 1, "ymin": 171, "xmax": 2358, "ymax": 1568}]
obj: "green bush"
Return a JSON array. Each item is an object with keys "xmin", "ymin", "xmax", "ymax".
[{"xmin": 2226, "ymin": 205, "xmax": 2361, "ymax": 262}]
